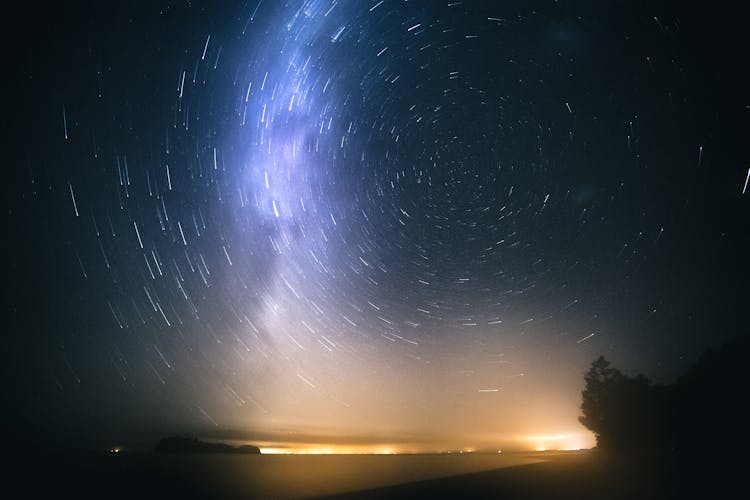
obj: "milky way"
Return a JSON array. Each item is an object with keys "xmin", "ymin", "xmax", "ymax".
[{"xmin": 10, "ymin": 1, "xmax": 750, "ymax": 449}]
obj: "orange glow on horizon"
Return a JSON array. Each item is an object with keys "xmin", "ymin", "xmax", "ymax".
[
  {"xmin": 520, "ymin": 432, "xmax": 593, "ymax": 451},
  {"xmin": 250, "ymin": 431, "xmax": 593, "ymax": 455},
  {"xmin": 258, "ymin": 444, "xmax": 401, "ymax": 455}
]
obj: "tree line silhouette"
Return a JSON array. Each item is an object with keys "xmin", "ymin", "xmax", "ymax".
[{"xmin": 579, "ymin": 334, "xmax": 750, "ymax": 478}]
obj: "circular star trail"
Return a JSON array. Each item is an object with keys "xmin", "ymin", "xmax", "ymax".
[{"xmin": 9, "ymin": 0, "xmax": 749, "ymax": 450}]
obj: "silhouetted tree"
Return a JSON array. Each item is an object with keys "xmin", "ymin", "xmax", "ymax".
[
  {"xmin": 579, "ymin": 356, "xmax": 667, "ymax": 453},
  {"xmin": 579, "ymin": 356, "xmax": 623, "ymax": 444}
]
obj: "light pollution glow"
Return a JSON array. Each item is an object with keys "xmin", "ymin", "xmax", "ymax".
[
  {"xmin": 14, "ymin": 0, "xmax": 746, "ymax": 470},
  {"xmin": 34, "ymin": 0, "xmax": 618, "ymax": 452},
  {"xmin": 245, "ymin": 430, "xmax": 594, "ymax": 455}
]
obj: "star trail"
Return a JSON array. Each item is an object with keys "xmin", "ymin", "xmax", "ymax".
[{"xmin": 8, "ymin": 0, "xmax": 749, "ymax": 453}]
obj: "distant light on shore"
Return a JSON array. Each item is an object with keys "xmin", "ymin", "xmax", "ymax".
[
  {"xmin": 259, "ymin": 444, "xmax": 400, "ymax": 455},
  {"xmin": 521, "ymin": 432, "xmax": 593, "ymax": 452},
  {"xmin": 245, "ymin": 430, "xmax": 594, "ymax": 455}
]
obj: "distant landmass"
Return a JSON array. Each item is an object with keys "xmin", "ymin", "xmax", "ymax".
[{"xmin": 154, "ymin": 436, "xmax": 261, "ymax": 454}]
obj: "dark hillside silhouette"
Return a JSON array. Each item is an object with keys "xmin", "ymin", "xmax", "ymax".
[
  {"xmin": 670, "ymin": 335, "xmax": 750, "ymax": 458},
  {"xmin": 154, "ymin": 435, "xmax": 260, "ymax": 454}
]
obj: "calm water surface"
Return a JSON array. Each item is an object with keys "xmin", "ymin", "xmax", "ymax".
[{"xmin": 126, "ymin": 452, "xmax": 550, "ymax": 498}]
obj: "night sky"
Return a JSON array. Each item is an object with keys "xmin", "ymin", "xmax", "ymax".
[{"xmin": 7, "ymin": 0, "xmax": 749, "ymax": 452}]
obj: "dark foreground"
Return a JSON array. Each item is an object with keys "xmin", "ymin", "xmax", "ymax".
[{"xmin": 9, "ymin": 449, "xmax": 738, "ymax": 499}]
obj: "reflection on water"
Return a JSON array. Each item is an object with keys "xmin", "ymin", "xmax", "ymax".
[{"xmin": 131, "ymin": 452, "xmax": 556, "ymax": 499}]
